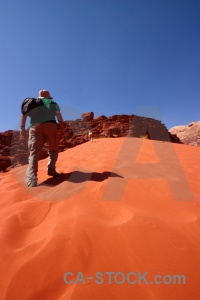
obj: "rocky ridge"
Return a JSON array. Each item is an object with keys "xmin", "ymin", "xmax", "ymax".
[{"xmin": 0, "ymin": 112, "xmax": 184, "ymax": 172}]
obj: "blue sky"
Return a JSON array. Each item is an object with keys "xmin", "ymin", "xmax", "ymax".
[{"xmin": 0, "ymin": 0, "xmax": 199, "ymax": 132}]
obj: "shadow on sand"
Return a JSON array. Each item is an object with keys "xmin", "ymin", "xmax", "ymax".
[{"xmin": 39, "ymin": 171, "xmax": 123, "ymax": 186}]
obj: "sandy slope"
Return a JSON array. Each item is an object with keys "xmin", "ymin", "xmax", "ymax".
[{"xmin": 0, "ymin": 137, "xmax": 200, "ymax": 300}]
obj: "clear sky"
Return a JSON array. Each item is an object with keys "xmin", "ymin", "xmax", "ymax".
[{"xmin": 0, "ymin": 0, "xmax": 199, "ymax": 132}]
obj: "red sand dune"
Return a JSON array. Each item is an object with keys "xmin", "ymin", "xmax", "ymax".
[{"xmin": 0, "ymin": 137, "xmax": 200, "ymax": 300}]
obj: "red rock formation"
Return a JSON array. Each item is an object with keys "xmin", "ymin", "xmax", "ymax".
[
  {"xmin": 1, "ymin": 113, "xmax": 191, "ymax": 172},
  {"xmin": 81, "ymin": 112, "xmax": 94, "ymax": 121}
]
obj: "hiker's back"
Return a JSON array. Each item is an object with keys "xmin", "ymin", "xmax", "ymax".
[
  {"xmin": 21, "ymin": 97, "xmax": 60, "ymax": 126},
  {"xmin": 29, "ymin": 99, "xmax": 59, "ymax": 126}
]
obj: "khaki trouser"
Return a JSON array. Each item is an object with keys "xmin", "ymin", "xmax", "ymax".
[{"xmin": 26, "ymin": 122, "xmax": 58, "ymax": 186}]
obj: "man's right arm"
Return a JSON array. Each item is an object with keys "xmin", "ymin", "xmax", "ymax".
[{"xmin": 20, "ymin": 114, "xmax": 27, "ymax": 139}]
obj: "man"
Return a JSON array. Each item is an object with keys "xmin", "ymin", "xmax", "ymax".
[
  {"xmin": 20, "ymin": 90, "xmax": 65, "ymax": 187},
  {"xmin": 88, "ymin": 130, "xmax": 93, "ymax": 142}
]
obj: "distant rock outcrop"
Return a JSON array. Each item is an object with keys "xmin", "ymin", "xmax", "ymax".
[
  {"xmin": 169, "ymin": 121, "xmax": 200, "ymax": 147},
  {"xmin": 81, "ymin": 112, "xmax": 94, "ymax": 121},
  {"xmin": 0, "ymin": 112, "xmax": 181, "ymax": 172}
]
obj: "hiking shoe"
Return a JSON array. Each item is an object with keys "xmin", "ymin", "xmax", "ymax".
[
  {"xmin": 28, "ymin": 182, "xmax": 37, "ymax": 187},
  {"xmin": 48, "ymin": 168, "xmax": 60, "ymax": 177}
]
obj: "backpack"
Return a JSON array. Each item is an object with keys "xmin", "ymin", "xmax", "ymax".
[{"xmin": 21, "ymin": 98, "xmax": 44, "ymax": 116}]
